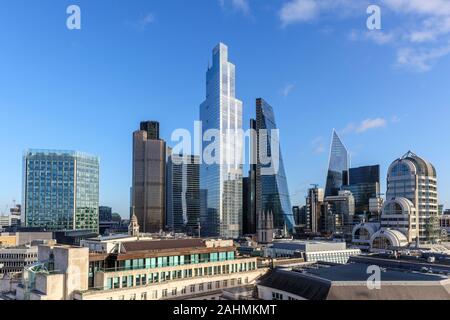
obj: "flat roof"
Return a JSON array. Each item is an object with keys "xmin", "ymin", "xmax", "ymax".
[
  {"xmin": 307, "ymin": 263, "xmax": 447, "ymax": 282},
  {"xmin": 122, "ymin": 239, "xmax": 207, "ymax": 253}
]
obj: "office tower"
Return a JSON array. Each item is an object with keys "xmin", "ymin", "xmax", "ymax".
[
  {"xmin": 22, "ymin": 149, "xmax": 99, "ymax": 232},
  {"xmin": 242, "ymin": 176, "xmax": 251, "ymax": 235},
  {"xmin": 438, "ymin": 205, "xmax": 444, "ymax": 215},
  {"xmin": 324, "ymin": 190, "xmax": 355, "ymax": 239},
  {"xmin": 306, "ymin": 187, "xmax": 325, "ymax": 233},
  {"xmin": 254, "ymin": 98, "xmax": 295, "ymax": 233},
  {"xmin": 292, "ymin": 206, "xmax": 301, "ymax": 226},
  {"xmin": 199, "ymin": 43, "xmax": 243, "ymax": 239},
  {"xmin": 140, "ymin": 121, "xmax": 159, "ymax": 140},
  {"xmin": 99, "ymin": 206, "xmax": 113, "ymax": 222},
  {"xmin": 246, "ymin": 119, "xmax": 259, "ymax": 235},
  {"xmin": 166, "ymin": 154, "xmax": 200, "ymax": 234},
  {"xmin": 386, "ymin": 151, "xmax": 439, "ymax": 242},
  {"xmin": 10, "ymin": 205, "xmax": 21, "ymax": 227},
  {"xmin": 293, "ymin": 205, "xmax": 307, "ymax": 227},
  {"xmin": 325, "ymin": 130, "xmax": 349, "ymax": 197},
  {"xmin": 342, "ymin": 165, "xmax": 380, "ymax": 215},
  {"xmin": 132, "ymin": 121, "xmax": 166, "ymax": 233}
]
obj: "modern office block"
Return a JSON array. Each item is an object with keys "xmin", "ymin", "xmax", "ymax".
[
  {"xmin": 324, "ymin": 190, "xmax": 355, "ymax": 238},
  {"xmin": 199, "ymin": 43, "xmax": 243, "ymax": 239},
  {"xmin": 343, "ymin": 165, "xmax": 380, "ymax": 216},
  {"xmin": 386, "ymin": 151, "xmax": 439, "ymax": 242},
  {"xmin": 99, "ymin": 206, "xmax": 113, "ymax": 222},
  {"xmin": 166, "ymin": 154, "xmax": 200, "ymax": 234},
  {"xmin": 306, "ymin": 187, "xmax": 325, "ymax": 233},
  {"xmin": 254, "ymin": 98, "xmax": 295, "ymax": 233},
  {"xmin": 22, "ymin": 150, "xmax": 99, "ymax": 232},
  {"xmin": 132, "ymin": 121, "xmax": 166, "ymax": 233},
  {"xmin": 325, "ymin": 130, "xmax": 349, "ymax": 197}
]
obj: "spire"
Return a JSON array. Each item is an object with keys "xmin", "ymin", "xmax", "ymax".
[{"xmin": 129, "ymin": 206, "xmax": 140, "ymax": 238}]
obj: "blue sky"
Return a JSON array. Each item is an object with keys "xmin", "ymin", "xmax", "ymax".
[{"xmin": 1, "ymin": 0, "xmax": 449, "ymax": 217}]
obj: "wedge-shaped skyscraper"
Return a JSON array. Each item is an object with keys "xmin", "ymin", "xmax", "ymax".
[
  {"xmin": 325, "ymin": 130, "xmax": 349, "ymax": 197},
  {"xmin": 254, "ymin": 98, "xmax": 295, "ymax": 233}
]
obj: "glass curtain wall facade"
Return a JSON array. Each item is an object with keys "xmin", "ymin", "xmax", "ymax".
[
  {"xmin": 325, "ymin": 130, "xmax": 349, "ymax": 197},
  {"xmin": 199, "ymin": 43, "xmax": 243, "ymax": 239},
  {"xmin": 166, "ymin": 154, "xmax": 200, "ymax": 234},
  {"xmin": 23, "ymin": 150, "xmax": 99, "ymax": 232},
  {"xmin": 255, "ymin": 98, "xmax": 295, "ymax": 232},
  {"xmin": 343, "ymin": 165, "xmax": 380, "ymax": 215}
]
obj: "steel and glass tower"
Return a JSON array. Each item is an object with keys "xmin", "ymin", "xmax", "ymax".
[
  {"xmin": 325, "ymin": 130, "xmax": 349, "ymax": 197},
  {"xmin": 255, "ymin": 98, "xmax": 295, "ymax": 233},
  {"xmin": 23, "ymin": 149, "xmax": 99, "ymax": 232},
  {"xmin": 200, "ymin": 43, "xmax": 243, "ymax": 239}
]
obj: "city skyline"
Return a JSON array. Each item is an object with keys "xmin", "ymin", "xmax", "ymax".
[{"xmin": 1, "ymin": 1, "xmax": 450, "ymax": 217}]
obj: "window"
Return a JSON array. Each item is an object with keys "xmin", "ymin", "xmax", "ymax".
[
  {"xmin": 172, "ymin": 288, "xmax": 177, "ymax": 296},
  {"xmin": 199, "ymin": 284, "xmax": 204, "ymax": 291},
  {"xmin": 141, "ymin": 292, "xmax": 147, "ymax": 300},
  {"xmin": 215, "ymin": 281, "xmax": 220, "ymax": 289},
  {"xmin": 162, "ymin": 289, "xmax": 168, "ymax": 298},
  {"xmin": 207, "ymin": 282, "xmax": 212, "ymax": 290},
  {"xmin": 106, "ymin": 278, "xmax": 113, "ymax": 290},
  {"xmin": 136, "ymin": 275, "xmax": 141, "ymax": 286},
  {"xmin": 152, "ymin": 290, "xmax": 158, "ymax": 299},
  {"xmin": 113, "ymin": 277, "xmax": 120, "ymax": 289},
  {"xmin": 190, "ymin": 285, "xmax": 196, "ymax": 293},
  {"xmin": 181, "ymin": 287, "xmax": 187, "ymax": 295},
  {"xmin": 272, "ymin": 292, "xmax": 283, "ymax": 300}
]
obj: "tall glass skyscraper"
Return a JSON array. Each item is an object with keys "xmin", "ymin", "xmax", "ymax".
[
  {"xmin": 255, "ymin": 98, "xmax": 295, "ymax": 233},
  {"xmin": 325, "ymin": 130, "xmax": 349, "ymax": 197},
  {"xmin": 166, "ymin": 154, "xmax": 200, "ymax": 234},
  {"xmin": 22, "ymin": 149, "xmax": 99, "ymax": 232},
  {"xmin": 200, "ymin": 43, "xmax": 243, "ymax": 239}
]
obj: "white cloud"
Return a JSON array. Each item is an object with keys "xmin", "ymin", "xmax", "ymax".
[
  {"xmin": 279, "ymin": 0, "xmax": 367, "ymax": 27},
  {"xmin": 341, "ymin": 118, "xmax": 387, "ymax": 135},
  {"xmin": 396, "ymin": 44, "xmax": 450, "ymax": 72},
  {"xmin": 280, "ymin": 0, "xmax": 319, "ymax": 26},
  {"xmin": 278, "ymin": 0, "xmax": 450, "ymax": 71},
  {"xmin": 137, "ymin": 13, "xmax": 155, "ymax": 30},
  {"xmin": 311, "ymin": 137, "xmax": 325, "ymax": 154},
  {"xmin": 356, "ymin": 118, "xmax": 387, "ymax": 133},
  {"xmin": 280, "ymin": 84, "xmax": 295, "ymax": 97},
  {"xmin": 219, "ymin": 0, "xmax": 251, "ymax": 15}
]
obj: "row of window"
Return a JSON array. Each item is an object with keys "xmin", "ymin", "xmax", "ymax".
[
  {"xmin": 103, "ymin": 277, "xmax": 248, "ymax": 300},
  {"xmin": 272, "ymin": 292, "xmax": 298, "ymax": 301},
  {"xmin": 106, "ymin": 261, "xmax": 257, "ymax": 290},
  {"xmin": 117, "ymin": 251, "xmax": 236, "ymax": 271}
]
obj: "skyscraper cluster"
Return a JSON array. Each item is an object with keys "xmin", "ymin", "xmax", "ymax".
[
  {"xmin": 17, "ymin": 43, "xmax": 443, "ymax": 248},
  {"xmin": 294, "ymin": 128, "xmax": 441, "ymax": 247},
  {"xmin": 129, "ymin": 43, "xmax": 295, "ymax": 240}
]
